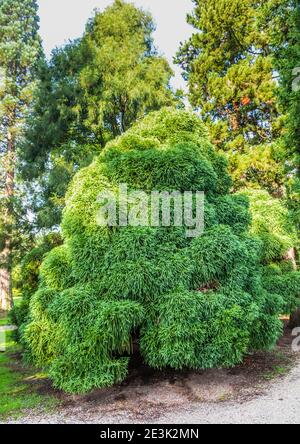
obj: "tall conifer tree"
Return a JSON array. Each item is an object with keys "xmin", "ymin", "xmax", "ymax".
[{"xmin": 0, "ymin": 0, "xmax": 43, "ymax": 310}]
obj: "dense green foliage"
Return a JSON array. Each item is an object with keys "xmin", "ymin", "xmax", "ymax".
[
  {"xmin": 0, "ymin": 0, "xmax": 298, "ymax": 402},
  {"xmin": 269, "ymin": 0, "xmax": 300, "ymax": 166},
  {"xmin": 244, "ymin": 189, "xmax": 300, "ymax": 313},
  {"xmin": 245, "ymin": 189, "xmax": 297, "ymax": 262},
  {"xmin": 21, "ymin": 109, "xmax": 295, "ymax": 394},
  {"xmin": 21, "ymin": 0, "xmax": 176, "ymax": 229},
  {"xmin": 267, "ymin": 0, "xmax": 300, "ymax": 230}
]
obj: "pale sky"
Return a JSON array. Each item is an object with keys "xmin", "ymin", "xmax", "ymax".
[{"xmin": 37, "ymin": 0, "xmax": 193, "ymax": 91}]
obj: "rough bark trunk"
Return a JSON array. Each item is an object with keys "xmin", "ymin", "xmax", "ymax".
[
  {"xmin": 0, "ymin": 128, "xmax": 15, "ymax": 312},
  {"xmin": 0, "ymin": 239, "xmax": 12, "ymax": 311}
]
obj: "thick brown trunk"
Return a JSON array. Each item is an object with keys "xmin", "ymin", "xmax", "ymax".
[{"xmin": 0, "ymin": 129, "xmax": 15, "ymax": 312}]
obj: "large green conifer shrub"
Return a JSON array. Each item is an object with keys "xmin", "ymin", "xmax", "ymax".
[{"xmin": 22, "ymin": 109, "xmax": 295, "ymax": 393}]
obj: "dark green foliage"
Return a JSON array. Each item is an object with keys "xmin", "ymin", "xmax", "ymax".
[
  {"xmin": 267, "ymin": 0, "xmax": 300, "ymax": 234},
  {"xmin": 103, "ymin": 142, "xmax": 218, "ymax": 194},
  {"xmin": 190, "ymin": 226, "xmax": 243, "ymax": 289},
  {"xmin": 262, "ymin": 267, "xmax": 300, "ymax": 315},
  {"xmin": 213, "ymin": 195, "xmax": 251, "ymax": 234},
  {"xmin": 269, "ymin": 0, "xmax": 300, "ymax": 168},
  {"xmin": 141, "ymin": 287, "xmax": 282, "ymax": 370},
  {"xmin": 23, "ymin": 109, "xmax": 289, "ymax": 393},
  {"xmin": 120, "ymin": 108, "xmax": 233, "ymax": 195},
  {"xmin": 248, "ymin": 295, "xmax": 284, "ymax": 351}
]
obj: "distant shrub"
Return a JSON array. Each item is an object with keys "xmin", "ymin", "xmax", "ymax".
[
  {"xmin": 10, "ymin": 234, "xmax": 62, "ymax": 335},
  {"xmin": 242, "ymin": 189, "xmax": 300, "ymax": 315}
]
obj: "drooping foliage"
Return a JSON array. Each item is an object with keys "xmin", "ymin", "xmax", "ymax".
[
  {"xmin": 22, "ymin": 109, "xmax": 294, "ymax": 393},
  {"xmin": 9, "ymin": 233, "xmax": 62, "ymax": 337}
]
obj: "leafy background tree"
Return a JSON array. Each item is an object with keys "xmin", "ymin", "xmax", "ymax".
[
  {"xmin": 175, "ymin": 0, "xmax": 286, "ymax": 195},
  {"xmin": 21, "ymin": 0, "xmax": 177, "ymax": 230},
  {"xmin": 0, "ymin": 0, "xmax": 43, "ymax": 310},
  {"xmin": 264, "ymin": 0, "xmax": 300, "ymax": 319}
]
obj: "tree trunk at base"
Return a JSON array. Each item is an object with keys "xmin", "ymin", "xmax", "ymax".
[
  {"xmin": 0, "ymin": 239, "xmax": 13, "ymax": 312},
  {"xmin": 289, "ymin": 308, "xmax": 300, "ymax": 329}
]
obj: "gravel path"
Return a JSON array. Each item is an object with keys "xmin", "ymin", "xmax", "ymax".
[
  {"xmin": 3, "ymin": 360, "xmax": 300, "ymax": 424},
  {"xmin": 160, "ymin": 360, "xmax": 300, "ymax": 424}
]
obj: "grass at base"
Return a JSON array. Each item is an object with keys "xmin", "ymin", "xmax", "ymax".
[
  {"xmin": 0, "ymin": 354, "xmax": 49, "ymax": 418},
  {"xmin": 0, "ymin": 323, "xmax": 59, "ymax": 420}
]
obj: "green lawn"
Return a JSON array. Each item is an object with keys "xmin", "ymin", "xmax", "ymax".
[
  {"xmin": 0, "ymin": 353, "xmax": 47, "ymax": 418},
  {"xmin": 0, "ymin": 307, "xmax": 59, "ymax": 420},
  {"xmin": 0, "ymin": 318, "xmax": 8, "ymax": 327}
]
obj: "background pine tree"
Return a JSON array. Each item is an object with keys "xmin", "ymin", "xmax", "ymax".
[{"xmin": 175, "ymin": 0, "xmax": 285, "ymax": 195}]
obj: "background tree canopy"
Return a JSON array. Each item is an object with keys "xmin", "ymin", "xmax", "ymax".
[
  {"xmin": 175, "ymin": 0, "xmax": 291, "ymax": 197},
  {"xmin": 21, "ymin": 0, "xmax": 177, "ymax": 230}
]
